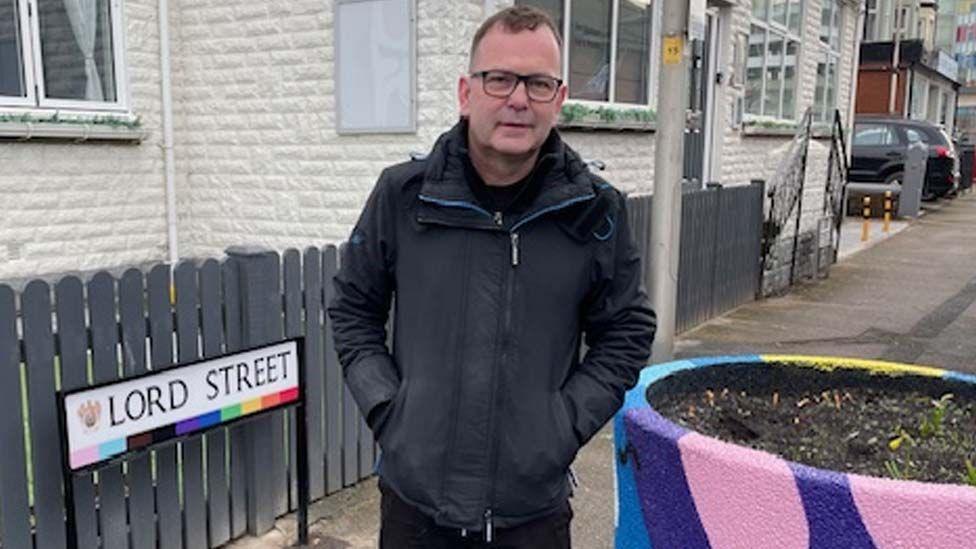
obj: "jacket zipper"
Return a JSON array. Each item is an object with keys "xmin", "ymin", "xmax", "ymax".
[
  {"xmin": 485, "ymin": 211, "xmax": 517, "ymax": 540},
  {"xmin": 510, "ymin": 233, "xmax": 519, "ymax": 266}
]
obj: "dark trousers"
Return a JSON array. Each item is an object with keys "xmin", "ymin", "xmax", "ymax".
[{"xmin": 379, "ymin": 481, "xmax": 573, "ymax": 548}]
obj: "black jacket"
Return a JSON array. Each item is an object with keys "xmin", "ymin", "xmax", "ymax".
[{"xmin": 328, "ymin": 122, "xmax": 655, "ymax": 533}]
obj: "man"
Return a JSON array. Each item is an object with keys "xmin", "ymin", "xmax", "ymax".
[{"xmin": 328, "ymin": 6, "xmax": 655, "ymax": 547}]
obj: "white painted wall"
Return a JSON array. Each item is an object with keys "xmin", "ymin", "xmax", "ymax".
[{"xmin": 0, "ymin": 0, "xmax": 861, "ymax": 280}]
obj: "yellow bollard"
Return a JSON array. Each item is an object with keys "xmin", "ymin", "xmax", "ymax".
[
  {"xmin": 861, "ymin": 196, "xmax": 871, "ymax": 242},
  {"xmin": 883, "ymin": 191, "xmax": 892, "ymax": 234}
]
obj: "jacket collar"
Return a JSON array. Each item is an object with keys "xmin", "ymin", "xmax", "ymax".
[{"xmin": 418, "ymin": 120, "xmax": 596, "ymax": 228}]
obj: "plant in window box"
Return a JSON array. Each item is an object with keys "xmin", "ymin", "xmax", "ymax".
[
  {"xmin": 742, "ymin": 114, "xmax": 799, "ymax": 133},
  {"xmin": 0, "ymin": 113, "xmax": 142, "ymax": 129},
  {"xmin": 559, "ymin": 103, "xmax": 655, "ymax": 130}
]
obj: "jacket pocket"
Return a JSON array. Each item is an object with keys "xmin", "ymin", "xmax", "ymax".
[
  {"xmin": 553, "ymin": 392, "xmax": 580, "ymax": 467},
  {"xmin": 492, "ymin": 392, "xmax": 580, "ymax": 517},
  {"xmin": 376, "ymin": 381, "xmax": 409, "ymax": 446}
]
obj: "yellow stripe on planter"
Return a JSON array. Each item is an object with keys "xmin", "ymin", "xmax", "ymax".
[{"xmin": 761, "ymin": 355, "xmax": 945, "ymax": 378}]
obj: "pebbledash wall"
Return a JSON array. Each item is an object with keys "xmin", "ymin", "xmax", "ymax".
[{"xmin": 0, "ymin": 0, "xmax": 860, "ymax": 290}]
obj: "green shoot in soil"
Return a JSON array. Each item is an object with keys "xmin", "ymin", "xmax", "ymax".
[
  {"xmin": 884, "ymin": 460, "xmax": 908, "ymax": 480},
  {"xmin": 918, "ymin": 394, "xmax": 953, "ymax": 438},
  {"xmin": 964, "ymin": 459, "xmax": 976, "ymax": 487}
]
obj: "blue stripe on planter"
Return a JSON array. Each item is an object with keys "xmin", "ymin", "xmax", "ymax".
[
  {"xmin": 614, "ymin": 423, "xmax": 654, "ymax": 549},
  {"xmin": 688, "ymin": 354, "xmax": 763, "ymax": 368},
  {"xmin": 789, "ymin": 463, "xmax": 877, "ymax": 549},
  {"xmin": 944, "ymin": 370, "xmax": 976, "ymax": 385},
  {"xmin": 625, "ymin": 407, "xmax": 711, "ymax": 549}
]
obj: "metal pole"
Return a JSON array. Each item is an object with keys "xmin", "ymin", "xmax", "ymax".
[
  {"xmin": 789, "ymin": 111, "xmax": 813, "ymax": 286},
  {"xmin": 889, "ymin": 0, "xmax": 904, "ymax": 114},
  {"xmin": 650, "ymin": 0, "xmax": 691, "ymax": 363},
  {"xmin": 296, "ymin": 400, "xmax": 310, "ymax": 546}
]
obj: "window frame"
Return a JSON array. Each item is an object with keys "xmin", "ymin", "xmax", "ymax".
[
  {"xmin": 745, "ymin": 1, "xmax": 804, "ymax": 122},
  {"xmin": 813, "ymin": 0, "xmax": 844, "ymax": 124},
  {"xmin": 1, "ymin": 0, "xmax": 130, "ymax": 114},
  {"xmin": 522, "ymin": 0, "xmax": 658, "ymax": 109},
  {"xmin": 2, "ymin": 0, "xmax": 37, "ymax": 108}
]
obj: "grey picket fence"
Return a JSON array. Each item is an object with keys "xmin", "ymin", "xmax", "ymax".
[
  {"xmin": 625, "ymin": 183, "xmax": 764, "ymax": 333},
  {"xmin": 0, "ymin": 247, "xmax": 375, "ymax": 549}
]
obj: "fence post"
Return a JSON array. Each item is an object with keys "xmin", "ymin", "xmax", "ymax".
[
  {"xmin": 706, "ymin": 183, "xmax": 723, "ymax": 320},
  {"xmin": 753, "ymin": 179, "xmax": 769, "ymax": 298},
  {"xmin": 226, "ymin": 246, "xmax": 279, "ymax": 536}
]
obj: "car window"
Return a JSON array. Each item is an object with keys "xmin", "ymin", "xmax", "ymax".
[
  {"xmin": 853, "ymin": 124, "xmax": 897, "ymax": 146},
  {"xmin": 904, "ymin": 128, "xmax": 930, "ymax": 144}
]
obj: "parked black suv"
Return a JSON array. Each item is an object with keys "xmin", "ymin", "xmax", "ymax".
[{"xmin": 851, "ymin": 117, "xmax": 959, "ymax": 200}]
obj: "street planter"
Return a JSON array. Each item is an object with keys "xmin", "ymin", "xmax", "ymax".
[{"xmin": 613, "ymin": 355, "xmax": 976, "ymax": 549}]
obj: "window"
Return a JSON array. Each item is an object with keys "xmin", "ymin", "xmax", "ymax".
[
  {"xmin": 814, "ymin": 0, "xmax": 842, "ymax": 123},
  {"xmin": 910, "ymin": 74, "xmax": 928, "ymax": 120},
  {"xmin": 853, "ymin": 124, "xmax": 897, "ymax": 146},
  {"xmin": 940, "ymin": 91, "xmax": 950, "ymax": 125},
  {"xmin": 336, "ymin": 0, "xmax": 415, "ymax": 133},
  {"xmin": 1, "ymin": 0, "xmax": 126, "ymax": 111},
  {"xmin": 517, "ymin": 0, "xmax": 654, "ymax": 106},
  {"xmin": 904, "ymin": 127, "xmax": 929, "ymax": 144},
  {"xmin": 863, "ymin": 0, "xmax": 877, "ymax": 41},
  {"xmin": 926, "ymin": 83, "xmax": 939, "ymax": 122},
  {"xmin": 745, "ymin": 2, "xmax": 801, "ymax": 121}
]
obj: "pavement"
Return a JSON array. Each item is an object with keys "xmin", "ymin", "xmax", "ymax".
[{"xmin": 226, "ymin": 191, "xmax": 976, "ymax": 548}]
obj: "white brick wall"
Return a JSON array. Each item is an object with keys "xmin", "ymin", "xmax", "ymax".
[
  {"xmin": 175, "ymin": 0, "xmax": 486, "ymax": 258},
  {"xmin": 560, "ymin": 132, "xmax": 655, "ymax": 194},
  {"xmin": 0, "ymin": 0, "xmax": 861, "ymax": 280},
  {"xmin": 0, "ymin": 0, "xmax": 168, "ymax": 282}
]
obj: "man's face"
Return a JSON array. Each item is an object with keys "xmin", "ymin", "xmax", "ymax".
[{"xmin": 459, "ymin": 24, "xmax": 566, "ymax": 162}]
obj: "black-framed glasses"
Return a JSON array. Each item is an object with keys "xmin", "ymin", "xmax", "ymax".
[{"xmin": 470, "ymin": 70, "xmax": 563, "ymax": 102}]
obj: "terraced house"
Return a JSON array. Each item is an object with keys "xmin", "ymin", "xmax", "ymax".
[{"xmin": 1, "ymin": 0, "xmax": 862, "ymax": 288}]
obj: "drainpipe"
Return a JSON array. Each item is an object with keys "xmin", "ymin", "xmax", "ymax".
[
  {"xmin": 159, "ymin": 0, "xmax": 179, "ymax": 265},
  {"xmin": 848, "ymin": 1, "xmax": 866, "ymax": 161}
]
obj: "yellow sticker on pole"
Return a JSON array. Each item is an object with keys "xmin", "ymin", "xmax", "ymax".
[{"xmin": 663, "ymin": 35, "xmax": 683, "ymax": 65}]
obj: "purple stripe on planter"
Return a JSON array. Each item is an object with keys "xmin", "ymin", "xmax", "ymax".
[
  {"xmin": 624, "ymin": 407, "xmax": 710, "ymax": 549},
  {"xmin": 789, "ymin": 463, "xmax": 876, "ymax": 549}
]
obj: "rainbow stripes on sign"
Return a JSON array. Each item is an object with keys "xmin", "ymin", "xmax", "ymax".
[{"xmin": 70, "ymin": 387, "xmax": 299, "ymax": 470}]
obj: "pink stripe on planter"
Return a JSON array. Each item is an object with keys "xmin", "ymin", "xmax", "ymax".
[
  {"xmin": 678, "ymin": 432, "xmax": 809, "ymax": 549},
  {"xmin": 849, "ymin": 474, "xmax": 976, "ymax": 549}
]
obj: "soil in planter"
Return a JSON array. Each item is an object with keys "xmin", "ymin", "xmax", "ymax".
[{"xmin": 649, "ymin": 363, "xmax": 976, "ymax": 486}]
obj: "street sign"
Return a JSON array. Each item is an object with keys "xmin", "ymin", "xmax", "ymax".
[
  {"xmin": 58, "ymin": 339, "xmax": 310, "ymax": 547},
  {"xmin": 62, "ymin": 339, "xmax": 300, "ymax": 471}
]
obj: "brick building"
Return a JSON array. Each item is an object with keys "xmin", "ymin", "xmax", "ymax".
[{"xmin": 0, "ymin": 0, "xmax": 862, "ymax": 283}]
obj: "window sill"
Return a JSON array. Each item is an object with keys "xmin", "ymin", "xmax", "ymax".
[
  {"xmin": 740, "ymin": 125, "xmax": 797, "ymax": 137},
  {"xmin": 0, "ymin": 121, "xmax": 147, "ymax": 143},
  {"xmin": 558, "ymin": 118, "xmax": 656, "ymax": 133},
  {"xmin": 740, "ymin": 121, "xmax": 835, "ymax": 139}
]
